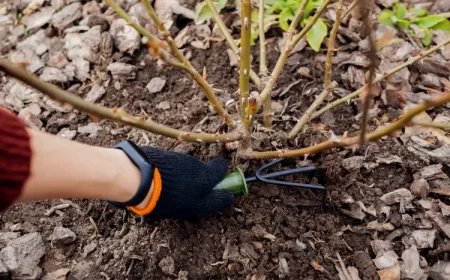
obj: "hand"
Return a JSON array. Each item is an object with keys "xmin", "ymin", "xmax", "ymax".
[{"xmin": 139, "ymin": 146, "xmax": 234, "ymax": 219}]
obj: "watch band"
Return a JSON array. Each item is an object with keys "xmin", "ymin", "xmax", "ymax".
[{"xmin": 108, "ymin": 140, "xmax": 155, "ymax": 208}]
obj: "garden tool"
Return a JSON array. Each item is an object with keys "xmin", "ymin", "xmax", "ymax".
[{"xmin": 213, "ymin": 158, "xmax": 327, "ymax": 203}]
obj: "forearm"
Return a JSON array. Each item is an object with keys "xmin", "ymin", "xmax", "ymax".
[{"xmin": 19, "ymin": 129, "xmax": 141, "ymax": 204}]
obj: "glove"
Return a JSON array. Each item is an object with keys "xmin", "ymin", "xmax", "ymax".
[{"xmin": 138, "ymin": 146, "xmax": 234, "ymax": 219}]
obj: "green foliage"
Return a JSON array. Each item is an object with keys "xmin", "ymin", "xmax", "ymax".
[
  {"xmin": 378, "ymin": 3, "xmax": 450, "ymax": 46},
  {"xmin": 195, "ymin": 0, "xmax": 329, "ymax": 52},
  {"xmin": 194, "ymin": 0, "xmax": 228, "ymax": 25}
]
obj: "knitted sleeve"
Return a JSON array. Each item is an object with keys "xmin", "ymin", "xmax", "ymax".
[{"xmin": 0, "ymin": 107, "xmax": 31, "ymax": 212}]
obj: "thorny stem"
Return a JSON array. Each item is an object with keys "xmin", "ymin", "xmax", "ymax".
[
  {"xmin": 259, "ymin": 0, "xmax": 331, "ymax": 107},
  {"xmin": 0, "ymin": 60, "xmax": 242, "ymax": 143},
  {"xmin": 342, "ymin": 0, "xmax": 363, "ymax": 21},
  {"xmin": 240, "ymin": 0, "xmax": 252, "ymax": 119},
  {"xmin": 359, "ymin": 0, "xmax": 377, "ymax": 145},
  {"xmin": 259, "ymin": 0, "xmax": 272, "ymax": 127},
  {"xmin": 205, "ymin": 0, "xmax": 261, "ymax": 89},
  {"xmin": 312, "ymin": 37, "xmax": 450, "ymax": 119},
  {"xmin": 106, "ymin": 0, "xmax": 236, "ymax": 129},
  {"xmin": 248, "ymin": 91, "xmax": 450, "ymax": 159},
  {"xmin": 289, "ymin": 81, "xmax": 338, "ymax": 138},
  {"xmin": 412, "ymin": 120, "xmax": 450, "ymax": 130},
  {"xmin": 324, "ymin": 0, "xmax": 344, "ymax": 87}
]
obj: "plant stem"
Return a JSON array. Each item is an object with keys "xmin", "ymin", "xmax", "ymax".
[
  {"xmin": 259, "ymin": 0, "xmax": 272, "ymax": 127},
  {"xmin": 259, "ymin": 0, "xmax": 331, "ymax": 107},
  {"xmin": 289, "ymin": 81, "xmax": 337, "ymax": 138},
  {"xmin": 324, "ymin": 0, "xmax": 344, "ymax": 87},
  {"xmin": 342, "ymin": 0, "xmax": 362, "ymax": 21},
  {"xmin": 312, "ymin": 37, "xmax": 450, "ymax": 119},
  {"xmin": 413, "ymin": 120, "xmax": 450, "ymax": 130},
  {"xmin": 239, "ymin": 0, "xmax": 252, "ymax": 119},
  {"xmin": 244, "ymin": 92, "xmax": 260, "ymax": 131},
  {"xmin": 0, "ymin": 60, "xmax": 242, "ymax": 143},
  {"xmin": 249, "ymin": 91, "xmax": 450, "ymax": 159},
  {"xmin": 141, "ymin": 0, "xmax": 184, "ymax": 62},
  {"xmin": 359, "ymin": 0, "xmax": 376, "ymax": 145},
  {"xmin": 106, "ymin": 0, "xmax": 236, "ymax": 128},
  {"xmin": 205, "ymin": 0, "xmax": 261, "ymax": 89}
]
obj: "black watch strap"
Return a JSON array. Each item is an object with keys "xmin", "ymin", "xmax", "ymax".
[{"xmin": 108, "ymin": 141, "xmax": 155, "ymax": 209}]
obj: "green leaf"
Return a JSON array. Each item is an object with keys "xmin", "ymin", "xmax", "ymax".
[
  {"xmin": 394, "ymin": 3, "xmax": 407, "ymax": 19},
  {"xmin": 412, "ymin": 15, "xmax": 445, "ymax": 29},
  {"xmin": 378, "ymin": 9, "xmax": 395, "ymax": 28},
  {"xmin": 392, "ymin": 17, "xmax": 410, "ymax": 29},
  {"xmin": 304, "ymin": 0, "xmax": 324, "ymax": 18},
  {"xmin": 410, "ymin": 7, "xmax": 428, "ymax": 17},
  {"xmin": 306, "ymin": 17, "xmax": 327, "ymax": 52},
  {"xmin": 279, "ymin": 8, "xmax": 294, "ymax": 31},
  {"xmin": 433, "ymin": 19, "xmax": 450, "ymax": 32},
  {"xmin": 421, "ymin": 28, "xmax": 432, "ymax": 46},
  {"xmin": 194, "ymin": 0, "xmax": 228, "ymax": 25}
]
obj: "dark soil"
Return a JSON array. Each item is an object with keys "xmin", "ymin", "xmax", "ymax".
[{"xmin": 2, "ymin": 39, "xmax": 430, "ymax": 280}]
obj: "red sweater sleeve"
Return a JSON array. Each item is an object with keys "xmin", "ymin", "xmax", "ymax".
[{"xmin": 0, "ymin": 107, "xmax": 31, "ymax": 212}]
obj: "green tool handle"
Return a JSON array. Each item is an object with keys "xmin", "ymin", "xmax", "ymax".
[{"xmin": 213, "ymin": 168, "xmax": 248, "ymax": 196}]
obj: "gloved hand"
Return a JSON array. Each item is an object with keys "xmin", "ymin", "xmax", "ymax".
[{"xmin": 138, "ymin": 146, "xmax": 234, "ymax": 219}]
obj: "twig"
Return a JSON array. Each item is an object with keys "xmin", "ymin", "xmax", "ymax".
[
  {"xmin": 336, "ymin": 252, "xmax": 352, "ymax": 280},
  {"xmin": 413, "ymin": 120, "xmax": 450, "ymax": 130},
  {"xmin": 205, "ymin": 0, "xmax": 261, "ymax": 89},
  {"xmin": 312, "ymin": 37, "xmax": 450, "ymax": 119},
  {"xmin": 240, "ymin": 0, "xmax": 252, "ymax": 119},
  {"xmin": 248, "ymin": 91, "xmax": 450, "ymax": 159},
  {"xmin": 289, "ymin": 81, "xmax": 338, "ymax": 138},
  {"xmin": 359, "ymin": 0, "xmax": 376, "ymax": 144},
  {"xmin": 259, "ymin": 0, "xmax": 331, "ymax": 107},
  {"xmin": 259, "ymin": 0, "xmax": 272, "ymax": 127},
  {"xmin": 141, "ymin": 0, "xmax": 184, "ymax": 62},
  {"xmin": 0, "ymin": 60, "xmax": 242, "ymax": 143},
  {"xmin": 324, "ymin": 0, "xmax": 344, "ymax": 87},
  {"xmin": 342, "ymin": 0, "xmax": 363, "ymax": 21},
  {"xmin": 106, "ymin": 0, "xmax": 236, "ymax": 128}
]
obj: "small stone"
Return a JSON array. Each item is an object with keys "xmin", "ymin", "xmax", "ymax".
[
  {"xmin": 77, "ymin": 123, "xmax": 102, "ymax": 138},
  {"xmin": 106, "ymin": 62, "xmax": 136, "ymax": 80},
  {"xmin": 110, "ymin": 18, "xmax": 140, "ymax": 54},
  {"xmin": 57, "ymin": 128, "xmax": 77, "ymax": 140},
  {"xmin": 410, "ymin": 179, "xmax": 429, "ymax": 199},
  {"xmin": 52, "ymin": 2, "xmax": 82, "ymax": 30},
  {"xmin": 295, "ymin": 240, "xmax": 307, "ymax": 251},
  {"xmin": 40, "ymin": 67, "xmax": 69, "ymax": 83},
  {"xmin": 51, "ymin": 227, "xmax": 76, "ymax": 245},
  {"xmin": 84, "ymin": 84, "xmax": 105, "ymax": 103},
  {"xmin": 177, "ymin": 270, "xmax": 188, "ymax": 280},
  {"xmin": 373, "ymin": 251, "xmax": 399, "ymax": 270},
  {"xmin": 146, "ymin": 77, "xmax": 166, "ymax": 94},
  {"xmin": 159, "ymin": 256, "xmax": 175, "ymax": 275},
  {"xmin": 0, "ymin": 232, "xmax": 45, "ymax": 280},
  {"xmin": 380, "ymin": 188, "xmax": 414, "ymax": 205},
  {"xmin": 22, "ymin": 7, "xmax": 55, "ymax": 30},
  {"xmin": 42, "ymin": 268, "xmax": 70, "ymax": 280},
  {"xmin": 271, "ymin": 101, "xmax": 284, "ymax": 114},
  {"xmin": 157, "ymin": 101, "xmax": 170, "ymax": 110},
  {"xmin": 409, "ymin": 230, "xmax": 436, "ymax": 249},
  {"xmin": 47, "ymin": 52, "xmax": 69, "ymax": 69},
  {"xmin": 342, "ymin": 156, "xmax": 364, "ymax": 171},
  {"xmin": 82, "ymin": 242, "xmax": 97, "ymax": 258},
  {"xmin": 18, "ymin": 106, "xmax": 43, "ymax": 130},
  {"xmin": 278, "ymin": 257, "xmax": 289, "ymax": 279},
  {"xmin": 72, "ymin": 58, "xmax": 90, "ymax": 82},
  {"xmin": 0, "ymin": 232, "xmax": 20, "ymax": 244}
]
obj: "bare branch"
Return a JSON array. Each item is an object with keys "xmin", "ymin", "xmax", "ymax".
[
  {"xmin": 359, "ymin": 0, "xmax": 377, "ymax": 144},
  {"xmin": 259, "ymin": 0, "xmax": 331, "ymax": 107},
  {"xmin": 312, "ymin": 37, "xmax": 450, "ymax": 119},
  {"xmin": 240, "ymin": 0, "xmax": 252, "ymax": 120},
  {"xmin": 289, "ymin": 81, "xmax": 338, "ymax": 138},
  {"xmin": 106, "ymin": 0, "xmax": 236, "ymax": 128},
  {"xmin": 412, "ymin": 120, "xmax": 450, "ymax": 130},
  {"xmin": 324, "ymin": 0, "xmax": 344, "ymax": 87},
  {"xmin": 0, "ymin": 60, "xmax": 242, "ymax": 143},
  {"xmin": 205, "ymin": 0, "xmax": 261, "ymax": 89},
  {"xmin": 259, "ymin": 0, "xmax": 272, "ymax": 127},
  {"xmin": 342, "ymin": 0, "xmax": 363, "ymax": 21},
  {"xmin": 249, "ymin": 91, "xmax": 450, "ymax": 159}
]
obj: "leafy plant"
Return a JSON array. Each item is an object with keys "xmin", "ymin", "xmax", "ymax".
[
  {"xmin": 195, "ymin": 0, "xmax": 228, "ymax": 24},
  {"xmin": 378, "ymin": 3, "xmax": 450, "ymax": 46}
]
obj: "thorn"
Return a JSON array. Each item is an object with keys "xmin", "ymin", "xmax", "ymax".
[
  {"xmin": 203, "ymin": 66, "xmax": 207, "ymax": 80},
  {"xmin": 196, "ymin": 138, "xmax": 205, "ymax": 143}
]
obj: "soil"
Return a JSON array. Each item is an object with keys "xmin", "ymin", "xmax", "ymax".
[{"xmin": 2, "ymin": 3, "xmax": 449, "ymax": 279}]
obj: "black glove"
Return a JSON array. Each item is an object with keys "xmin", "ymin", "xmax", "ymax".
[{"xmin": 140, "ymin": 146, "xmax": 234, "ymax": 219}]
